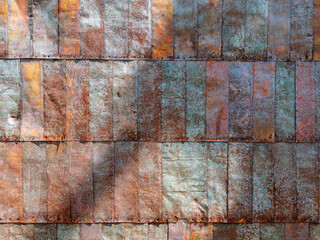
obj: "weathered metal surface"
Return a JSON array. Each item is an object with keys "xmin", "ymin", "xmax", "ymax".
[
  {"xmin": 114, "ymin": 142, "xmax": 139, "ymax": 222},
  {"xmin": 70, "ymin": 142, "xmax": 94, "ymax": 223},
  {"xmin": 162, "ymin": 143, "xmax": 207, "ymax": 222},
  {"xmin": 20, "ymin": 60, "xmax": 44, "ymax": 141},
  {"xmin": 66, "ymin": 60, "xmax": 90, "ymax": 141},
  {"xmin": 244, "ymin": 0, "xmax": 268, "ymax": 60},
  {"xmin": 228, "ymin": 143, "xmax": 253, "ymax": 223},
  {"xmin": 138, "ymin": 142, "xmax": 162, "ymax": 222},
  {"xmin": 57, "ymin": 224, "xmax": 80, "ymax": 240},
  {"xmin": 43, "ymin": 60, "xmax": 67, "ymax": 141},
  {"xmin": 88, "ymin": 61, "xmax": 113, "ymax": 141},
  {"xmin": 206, "ymin": 61, "xmax": 228, "ymax": 140},
  {"xmin": 113, "ymin": 61, "xmax": 138, "ymax": 141},
  {"xmin": 0, "ymin": 0, "xmax": 8, "ymax": 57},
  {"xmin": 0, "ymin": 142, "xmax": 22, "ymax": 222},
  {"xmin": 190, "ymin": 223, "xmax": 213, "ymax": 240},
  {"xmin": 207, "ymin": 142, "xmax": 227, "ymax": 222},
  {"xmin": 93, "ymin": 142, "xmax": 114, "ymax": 222},
  {"xmin": 197, "ymin": 0, "xmax": 222, "ymax": 59},
  {"xmin": 34, "ymin": 224, "xmax": 57, "ymax": 240},
  {"xmin": 274, "ymin": 143, "xmax": 297, "ymax": 222},
  {"xmin": 104, "ymin": 0, "xmax": 129, "ymax": 58},
  {"xmin": 236, "ymin": 224, "xmax": 260, "ymax": 240},
  {"xmin": 229, "ymin": 62, "xmax": 253, "ymax": 141},
  {"xmin": 275, "ymin": 62, "xmax": 295, "ymax": 142},
  {"xmin": 268, "ymin": 0, "xmax": 290, "ymax": 61},
  {"xmin": 173, "ymin": 0, "xmax": 197, "ymax": 59},
  {"xmin": 137, "ymin": 61, "xmax": 161, "ymax": 141},
  {"xmin": 252, "ymin": 62, "xmax": 275, "ymax": 142},
  {"xmin": 80, "ymin": 0, "xmax": 104, "ymax": 58},
  {"xmin": 186, "ymin": 61, "xmax": 206, "ymax": 141},
  {"xmin": 290, "ymin": 0, "xmax": 314, "ymax": 61},
  {"xmin": 59, "ymin": 0, "xmax": 80, "ymax": 57},
  {"xmin": 222, "ymin": 0, "xmax": 245, "ymax": 60},
  {"xmin": 284, "ymin": 223, "xmax": 309, "ymax": 240},
  {"xmin": 33, "ymin": 0, "xmax": 58, "ymax": 58},
  {"xmin": 253, "ymin": 143, "xmax": 274, "ymax": 222},
  {"xmin": 152, "ymin": 0, "xmax": 173, "ymax": 58},
  {"xmin": 260, "ymin": 223, "xmax": 285, "ymax": 240},
  {"xmin": 0, "ymin": 60, "xmax": 20, "ymax": 141},
  {"xmin": 169, "ymin": 220, "xmax": 190, "ymax": 240},
  {"xmin": 315, "ymin": 62, "xmax": 320, "ymax": 141},
  {"xmin": 22, "ymin": 142, "xmax": 47, "ymax": 223},
  {"xmin": 314, "ymin": 0, "xmax": 320, "ymax": 60},
  {"xmin": 161, "ymin": 61, "xmax": 186, "ymax": 141},
  {"xmin": 296, "ymin": 62, "xmax": 315, "ymax": 142},
  {"xmin": 47, "ymin": 142, "xmax": 70, "ymax": 223},
  {"xmin": 128, "ymin": 0, "xmax": 152, "ymax": 58},
  {"xmin": 296, "ymin": 143, "xmax": 318, "ymax": 222}
]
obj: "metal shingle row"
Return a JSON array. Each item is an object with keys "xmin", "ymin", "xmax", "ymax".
[{"xmin": 0, "ymin": 0, "xmax": 320, "ymax": 60}]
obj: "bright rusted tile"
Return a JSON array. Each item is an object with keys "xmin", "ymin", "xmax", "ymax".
[
  {"xmin": 33, "ymin": 0, "xmax": 58, "ymax": 57},
  {"xmin": 169, "ymin": 220, "xmax": 190, "ymax": 240},
  {"xmin": 268, "ymin": 0, "xmax": 290, "ymax": 61},
  {"xmin": 222, "ymin": 0, "xmax": 245, "ymax": 60},
  {"xmin": 80, "ymin": 0, "xmax": 104, "ymax": 58},
  {"xmin": 190, "ymin": 223, "xmax": 213, "ymax": 240},
  {"xmin": 80, "ymin": 224, "xmax": 102, "ymax": 240},
  {"xmin": 105, "ymin": 0, "xmax": 129, "ymax": 58},
  {"xmin": 137, "ymin": 61, "xmax": 161, "ymax": 141},
  {"xmin": 314, "ymin": 0, "xmax": 320, "ymax": 60},
  {"xmin": 228, "ymin": 143, "xmax": 253, "ymax": 223},
  {"xmin": 315, "ymin": 62, "xmax": 320, "ymax": 140},
  {"xmin": 89, "ymin": 61, "xmax": 113, "ymax": 141},
  {"xmin": 236, "ymin": 224, "xmax": 259, "ymax": 239},
  {"xmin": 113, "ymin": 61, "xmax": 138, "ymax": 141},
  {"xmin": 161, "ymin": 61, "xmax": 186, "ymax": 141},
  {"xmin": 186, "ymin": 61, "xmax": 206, "ymax": 141},
  {"xmin": 57, "ymin": 224, "xmax": 80, "ymax": 240},
  {"xmin": 275, "ymin": 62, "xmax": 295, "ymax": 142},
  {"xmin": 20, "ymin": 61, "xmax": 44, "ymax": 141},
  {"xmin": 290, "ymin": 0, "xmax": 313, "ymax": 61},
  {"xmin": 0, "ymin": 143, "xmax": 22, "ymax": 222},
  {"xmin": 0, "ymin": 60, "xmax": 20, "ymax": 141},
  {"xmin": 213, "ymin": 224, "xmax": 237, "ymax": 240},
  {"xmin": 229, "ymin": 62, "xmax": 253, "ymax": 141},
  {"xmin": 34, "ymin": 224, "xmax": 57, "ymax": 239},
  {"xmin": 59, "ymin": 0, "xmax": 80, "ymax": 57},
  {"xmin": 7, "ymin": 0, "xmax": 32, "ymax": 57},
  {"xmin": 173, "ymin": 0, "xmax": 197, "ymax": 59},
  {"xmin": 138, "ymin": 142, "xmax": 162, "ymax": 222},
  {"xmin": 274, "ymin": 143, "xmax": 297, "ymax": 222},
  {"xmin": 148, "ymin": 224, "xmax": 168, "ymax": 240},
  {"xmin": 93, "ymin": 142, "xmax": 114, "ymax": 222},
  {"xmin": 152, "ymin": 0, "xmax": 173, "ymax": 58},
  {"xmin": 197, "ymin": 0, "xmax": 222, "ymax": 59},
  {"xmin": 253, "ymin": 143, "xmax": 274, "ymax": 222},
  {"xmin": 22, "ymin": 142, "xmax": 47, "ymax": 223},
  {"xmin": 296, "ymin": 143, "xmax": 318, "ymax": 222},
  {"xmin": 70, "ymin": 142, "xmax": 94, "ymax": 223},
  {"xmin": 296, "ymin": 62, "xmax": 315, "ymax": 142},
  {"xmin": 9, "ymin": 224, "xmax": 34, "ymax": 239},
  {"xmin": 0, "ymin": 0, "xmax": 8, "ymax": 56},
  {"xmin": 162, "ymin": 143, "xmax": 207, "ymax": 222},
  {"xmin": 128, "ymin": 0, "xmax": 152, "ymax": 58},
  {"xmin": 207, "ymin": 142, "xmax": 227, "ymax": 223},
  {"xmin": 284, "ymin": 223, "xmax": 308, "ymax": 240},
  {"xmin": 47, "ymin": 142, "xmax": 70, "ymax": 223},
  {"xmin": 244, "ymin": 0, "xmax": 268, "ymax": 60},
  {"xmin": 206, "ymin": 61, "xmax": 228, "ymax": 140},
  {"xmin": 44, "ymin": 60, "xmax": 67, "ymax": 141},
  {"xmin": 66, "ymin": 60, "xmax": 90, "ymax": 141},
  {"xmin": 114, "ymin": 142, "xmax": 139, "ymax": 222},
  {"xmin": 261, "ymin": 223, "xmax": 285, "ymax": 240},
  {"xmin": 253, "ymin": 62, "xmax": 275, "ymax": 142}
]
